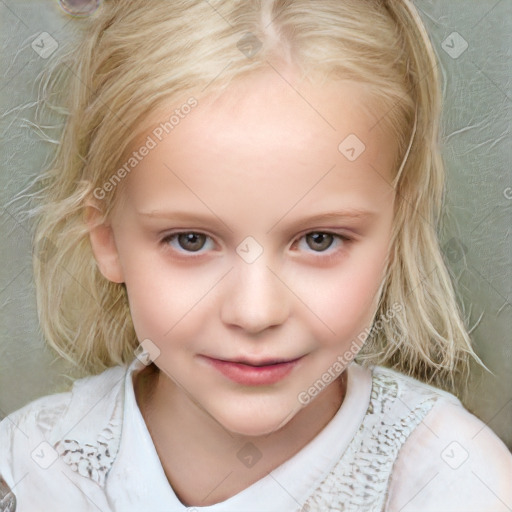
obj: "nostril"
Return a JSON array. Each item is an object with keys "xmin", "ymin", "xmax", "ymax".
[{"xmin": 58, "ymin": 0, "xmax": 101, "ymax": 17}]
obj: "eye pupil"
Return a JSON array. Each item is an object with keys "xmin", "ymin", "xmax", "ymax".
[
  {"xmin": 307, "ymin": 232, "xmax": 333, "ymax": 251},
  {"xmin": 169, "ymin": 231, "xmax": 340, "ymax": 255},
  {"xmin": 178, "ymin": 232, "xmax": 205, "ymax": 251}
]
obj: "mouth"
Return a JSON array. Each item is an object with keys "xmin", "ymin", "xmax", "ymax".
[
  {"xmin": 201, "ymin": 355, "xmax": 304, "ymax": 386},
  {"xmin": 219, "ymin": 356, "xmax": 302, "ymax": 367}
]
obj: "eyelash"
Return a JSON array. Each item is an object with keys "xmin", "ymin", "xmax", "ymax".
[{"xmin": 159, "ymin": 230, "xmax": 354, "ymax": 261}]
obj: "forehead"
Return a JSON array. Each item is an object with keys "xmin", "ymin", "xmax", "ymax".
[{"xmin": 116, "ymin": 70, "xmax": 398, "ymax": 221}]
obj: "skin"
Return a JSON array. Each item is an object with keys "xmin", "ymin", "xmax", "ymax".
[{"xmin": 87, "ymin": 68, "xmax": 398, "ymax": 506}]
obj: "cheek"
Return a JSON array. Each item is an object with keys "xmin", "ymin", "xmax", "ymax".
[
  {"xmin": 297, "ymin": 245, "xmax": 388, "ymax": 345},
  {"xmin": 120, "ymin": 250, "xmax": 223, "ymax": 341}
]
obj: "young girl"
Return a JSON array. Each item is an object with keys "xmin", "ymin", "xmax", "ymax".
[{"xmin": 1, "ymin": 0, "xmax": 511, "ymax": 510}]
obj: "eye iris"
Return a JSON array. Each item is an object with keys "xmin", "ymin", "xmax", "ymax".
[
  {"xmin": 178, "ymin": 232, "xmax": 205, "ymax": 251},
  {"xmin": 173, "ymin": 232, "xmax": 336, "ymax": 253},
  {"xmin": 307, "ymin": 232, "xmax": 333, "ymax": 251}
]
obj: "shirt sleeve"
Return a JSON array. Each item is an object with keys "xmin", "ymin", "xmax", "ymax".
[{"xmin": 385, "ymin": 398, "xmax": 512, "ymax": 512}]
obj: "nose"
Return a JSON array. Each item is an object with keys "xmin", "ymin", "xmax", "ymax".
[{"xmin": 220, "ymin": 257, "xmax": 290, "ymax": 334}]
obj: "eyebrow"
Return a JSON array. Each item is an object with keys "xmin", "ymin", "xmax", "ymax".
[
  {"xmin": 266, "ymin": 208, "xmax": 377, "ymax": 233},
  {"xmin": 138, "ymin": 208, "xmax": 376, "ymax": 229}
]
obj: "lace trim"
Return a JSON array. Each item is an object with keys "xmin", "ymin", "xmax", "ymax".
[
  {"xmin": 301, "ymin": 368, "xmax": 442, "ymax": 512},
  {"xmin": 53, "ymin": 388, "xmax": 124, "ymax": 487},
  {"xmin": 42, "ymin": 364, "xmax": 444, "ymax": 501}
]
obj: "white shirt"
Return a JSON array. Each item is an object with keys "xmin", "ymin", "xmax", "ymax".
[{"xmin": 1, "ymin": 358, "xmax": 511, "ymax": 511}]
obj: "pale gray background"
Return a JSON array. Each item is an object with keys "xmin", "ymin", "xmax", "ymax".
[{"xmin": 1, "ymin": 1, "xmax": 511, "ymax": 450}]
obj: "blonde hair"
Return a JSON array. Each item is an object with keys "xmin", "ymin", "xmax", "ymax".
[{"xmin": 24, "ymin": 0, "xmax": 482, "ymax": 396}]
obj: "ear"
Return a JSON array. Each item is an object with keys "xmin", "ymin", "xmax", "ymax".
[{"xmin": 85, "ymin": 203, "xmax": 125, "ymax": 283}]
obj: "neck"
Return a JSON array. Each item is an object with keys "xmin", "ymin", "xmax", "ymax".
[{"xmin": 134, "ymin": 364, "xmax": 346, "ymax": 507}]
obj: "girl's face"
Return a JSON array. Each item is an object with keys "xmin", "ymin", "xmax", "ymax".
[{"xmin": 90, "ymin": 70, "xmax": 398, "ymax": 436}]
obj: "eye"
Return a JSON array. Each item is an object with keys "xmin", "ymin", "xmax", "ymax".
[
  {"xmin": 161, "ymin": 232, "xmax": 214, "ymax": 253},
  {"xmin": 294, "ymin": 231, "xmax": 352, "ymax": 255},
  {"xmin": 160, "ymin": 230, "xmax": 352, "ymax": 258},
  {"xmin": 303, "ymin": 232, "xmax": 335, "ymax": 252}
]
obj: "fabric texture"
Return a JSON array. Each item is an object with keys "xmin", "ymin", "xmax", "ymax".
[
  {"xmin": 301, "ymin": 367, "xmax": 443, "ymax": 511},
  {"xmin": 0, "ymin": 359, "xmax": 510, "ymax": 512}
]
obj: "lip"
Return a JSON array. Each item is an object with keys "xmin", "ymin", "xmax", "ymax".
[{"xmin": 201, "ymin": 355, "xmax": 304, "ymax": 386}]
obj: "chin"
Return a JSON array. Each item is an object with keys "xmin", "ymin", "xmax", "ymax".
[
  {"xmin": 223, "ymin": 421, "xmax": 283, "ymax": 438},
  {"xmin": 215, "ymin": 404, "xmax": 300, "ymax": 438}
]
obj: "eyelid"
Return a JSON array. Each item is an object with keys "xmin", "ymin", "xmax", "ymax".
[
  {"xmin": 292, "ymin": 227, "xmax": 356, "ymax": 241},
  {"xmin": 290, "ymin": 231, "xmax": 353, "ymax": 254},
  {"xmin": 160, "ymin": 229, "xmax": 354, "ymax": 259},
  {"xmin": 160, "ymin": 230, "xmax": 215, "ymax": 242},
  {"xmin": 159, "ymin": 228, "xmax": 354, "ymax": 243}
]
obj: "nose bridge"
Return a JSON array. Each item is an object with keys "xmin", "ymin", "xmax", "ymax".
[{"xmin": 220, "ymin": 252, "xmax": 289, "ymax": 333}]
